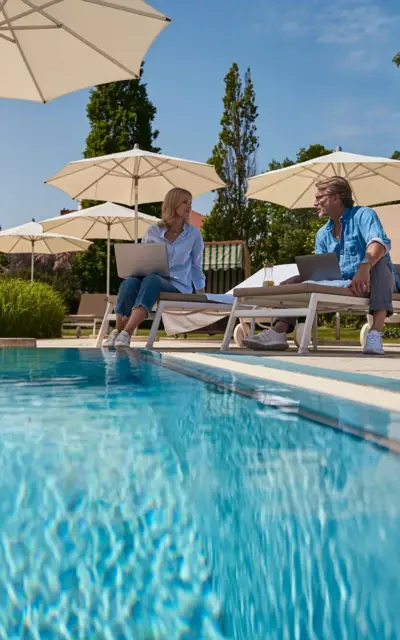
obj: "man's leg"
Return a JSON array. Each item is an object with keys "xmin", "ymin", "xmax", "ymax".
[
  {"xmin": 273, "ymin": 320, "xmax": 292, "ymax": 334},
  {"xmin": 369, "ymin": 259, "xmax": 395, "ymax": 330},
  {"xmin": 242, "ymin": 275, "xmax": 301, "ymax": 351},
  {"xmin": 363, "ymin": 259, "xmax": 395, "ymax": 354}
]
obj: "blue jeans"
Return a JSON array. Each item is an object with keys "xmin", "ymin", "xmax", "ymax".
[{"xmin": 115, "ymin": 275, "xmax": 179, "ymax": 317}]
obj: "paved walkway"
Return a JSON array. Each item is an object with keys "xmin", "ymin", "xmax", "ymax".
[{"xmin": 37, "ymin": 337, "xmax": 400, "ymax": 381}]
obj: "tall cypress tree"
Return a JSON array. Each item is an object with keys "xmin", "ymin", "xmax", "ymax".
[{"xmin": 203, "ymin": 63, "xmax": 262, "ymax": 251}]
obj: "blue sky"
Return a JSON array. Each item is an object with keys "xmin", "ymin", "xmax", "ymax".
[{"xmin": 0, "ymin": 0, "xmax": 399, "ymax": 229}]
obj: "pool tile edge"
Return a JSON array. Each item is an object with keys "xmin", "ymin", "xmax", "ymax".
[{"xmin": 164, "ymin": 353, "xmax": 400, "ymax": 413}]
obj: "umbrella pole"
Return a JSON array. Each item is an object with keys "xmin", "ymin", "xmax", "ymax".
[
  {"xmin": 134, "ymin": 177, "xmax": 139, "ymax": 243},
  {"xmin": 106, "ymin": 223, "xmax": 111, "ymax": 300},
  {"xmin": 31, "ymin": 240, "xmax": 34, "ymax": 282}
]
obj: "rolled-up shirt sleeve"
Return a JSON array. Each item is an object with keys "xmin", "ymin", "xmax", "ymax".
[
  {"xmin": 191, "ymin": 231, "xmax": 206, "ymax": 290},
  {"xmin": 360, "ymin": 208, "xmax": 391, "ymax": 253}
]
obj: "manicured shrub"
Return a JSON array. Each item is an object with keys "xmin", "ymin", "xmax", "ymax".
[{"xmin": 0, "ymin": 279, "xmax": 66, "ymax": 338}]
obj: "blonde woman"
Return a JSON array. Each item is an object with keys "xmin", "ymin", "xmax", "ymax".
[{"xmin": 104, "ymin": 187, "xmax": 206, "ymax": 348}]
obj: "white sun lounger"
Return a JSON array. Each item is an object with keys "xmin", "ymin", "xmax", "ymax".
[
  {"xmin": 221, "ymin": 282, "xmax": 400, "ymax": 354},
  {"xmin": 95, "ymin": 293, "xmax": 233, "ymax": 348},
  {"xmin": 96, "ymin": 265, "xmax": 299, "ymax": 348}
]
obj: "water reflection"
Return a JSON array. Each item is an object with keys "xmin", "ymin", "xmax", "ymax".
[
  {"xmin": 145, "ymin": 354, "xmax": 400, "ymax": 639},
  {"xmin": 0, "ymin": 348, "xmax": 399, "ymax": 639}
]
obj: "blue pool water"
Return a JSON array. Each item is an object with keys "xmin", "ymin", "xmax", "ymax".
[{"xmin": 0, "ymin": 348, "xmax": 399, "ymax": 639}]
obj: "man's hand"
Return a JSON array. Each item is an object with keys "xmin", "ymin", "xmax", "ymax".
[{"xmin": 350, "ymin": 263, "xmax": 371, "ymax": 296}]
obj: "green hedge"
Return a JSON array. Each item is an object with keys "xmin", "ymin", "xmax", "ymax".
[{"xmin": 0, "ymin": 279, "xmax": 66, "ymax": 338}]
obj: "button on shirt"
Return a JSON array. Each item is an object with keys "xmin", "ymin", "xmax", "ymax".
[
  {"xmin": 315, "ymin": 206, "xmax": 400, "ymax": 290},
  {"xmin": 142, "ymin": 223, "xmax": 206, "ymax": 294}
]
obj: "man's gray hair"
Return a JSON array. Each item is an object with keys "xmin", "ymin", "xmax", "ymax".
[{"xmin": 315, "ymin": 176, "xmax": 354, "ymax": 208}]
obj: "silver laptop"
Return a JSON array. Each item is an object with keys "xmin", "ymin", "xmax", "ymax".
[
  {"xmin": 295, "ymin": 253, "xmax": 341, "ymax": 281},
  {"xmin": 115, "ymin": 243, "xmax": 170, "ymax": 279}
]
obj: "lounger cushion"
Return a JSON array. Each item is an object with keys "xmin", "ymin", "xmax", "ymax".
[
  {"xmin": 234, "ymin": 284, "xmax": 400, "ymax": 301},
  {"xmin": 233, "ymin": 284, "xmax": 364, "ymax": 298},
  {"xmin": 159, "ymin": 293, "xmax": 212, "ymax": 303}
]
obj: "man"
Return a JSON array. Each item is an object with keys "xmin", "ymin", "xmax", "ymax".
[{"xmin": 242, "ymin": 176, "xmax": 400, "ymax": 355}]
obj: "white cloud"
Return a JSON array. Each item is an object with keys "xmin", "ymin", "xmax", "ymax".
[
  {"xmin": 315, "ymin": 1, "xmax": 396, "ymax": 45},
  {"xmin": 258, "ymin": 0, "xmax": 399, "ymax": 70},
  {"xmin": 341, "ymin": 49, "xmax": 380, "ymax": 72},
  {"xmin": 327, "ymin": 103, "xmax": 400, "ymax": 140}
]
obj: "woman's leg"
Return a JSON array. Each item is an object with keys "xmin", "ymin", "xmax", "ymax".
[
  {"xmin": 123, "ymin": 275, "xmax": 178, "ymax": 336},
  {"xmin": 115, "ymin": 277, "xmax": 141, "ymax": 331}
]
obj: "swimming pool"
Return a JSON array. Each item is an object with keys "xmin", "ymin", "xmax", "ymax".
[{"xmin": 0, "ymin": 348, "xmax": 399, "ymax": 639}]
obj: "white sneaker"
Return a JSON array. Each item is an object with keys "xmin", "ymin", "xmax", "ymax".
[
  {"xmin": 242, "ymin": 328, "xmax": 289, "ymax": 351},
  {"xmin": 363, "ymin": 330, "xmax": 384, "ymax": 355},
  {"xmin": 115, "ymin": 330, "xmax": 131, "ymax": 348},
  {"xmin": 103, "ymin": 329, "xmax": 119, "ymax": 348}
]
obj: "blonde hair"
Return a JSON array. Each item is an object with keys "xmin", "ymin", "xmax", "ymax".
[
  {"xmin": 159, "ymin": 187, "xmax": 192, "ymax": 227},
  {"xmin": 315, "ymin": 176, "xmax": 354, "ymax": 208}
]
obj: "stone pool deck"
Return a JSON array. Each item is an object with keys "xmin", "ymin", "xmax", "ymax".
[{"xmin": 37, "ymin": 337, "xmax": 400, "ymax": 387}]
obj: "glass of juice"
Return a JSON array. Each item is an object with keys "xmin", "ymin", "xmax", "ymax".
[{"xmin": 263, "ymin": 264, "xmax": 274, "ymax": 286}]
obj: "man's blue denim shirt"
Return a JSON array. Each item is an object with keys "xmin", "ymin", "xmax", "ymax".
[{"xmin": 315, "ymin": 206, "xmax": 400, "ymax": 290}]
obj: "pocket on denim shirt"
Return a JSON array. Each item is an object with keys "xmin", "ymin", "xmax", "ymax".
[{"xmin": 345, "ymin": 240, "xmax": 362, "ymax": 257}]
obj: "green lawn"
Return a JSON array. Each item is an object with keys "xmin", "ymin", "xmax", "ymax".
[{"xmin": 63, "ymin": 325, "xmax": 399, "ymax": 343}]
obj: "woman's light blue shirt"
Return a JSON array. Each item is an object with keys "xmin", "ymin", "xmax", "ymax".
[{"xmin": 142, "ymin": 223, "xmax": 206, "ymax": 294}]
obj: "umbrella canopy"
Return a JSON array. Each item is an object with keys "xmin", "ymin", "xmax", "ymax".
[
  {"xmin": 246, "ymin": 151, "xmax": 400, "ymax": 209},
  {"xmin": 45, "ymin": 145, "xmax": 226, "ymax": 245},
  {"xmin": 41, "ymin": 202, "xmax": 159, "ymax": 296},
  {"xmin": 45, "ymin": 145, "xmax": 226, "ymax": 205},
  {"xmin": 41, "ymin": 202, "xmax": 158, "ymax": 239},
  {"xmin": 45, "ymin": 145, "xmax": 225, "ymax": 252},
  {"xmin": 375, "ymin": 204, "xmax": 400, "ymax": 264},
  {"xmin": 0, "ymin": 222, "xmax": 91, "ymax": 281},
  {"xmin": 1, "ymin": 0, "xmax": 171, "ymax": 103}
]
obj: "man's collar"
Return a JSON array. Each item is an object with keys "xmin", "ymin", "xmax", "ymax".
[
  {"xmin": 340, "ymin": 207, "xmax": 351, "ymax": 221},
  {"xmin": 326, "ymin": 208, "xmax": 350, "ymax": 227}
]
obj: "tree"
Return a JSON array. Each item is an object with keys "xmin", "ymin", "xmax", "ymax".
[
  {"xmin": 260, "ymin": 144, "xmax": 333, "ymax": 266},
  {"xmin": 392, "ymin": 150, "xmax": 400, "ymax": 160},
  {"xmin": 203, "ymin": 63, "xmax": 268, "ymax": 267},
  {"xmin": 72, "ymin": 68, "xmax": 161, "ymax": 294},
  {"xmin": 203, "ymin": 64, "xmax": 333, "ymax": 270},
  {"xmin": 393, "ymin": 53, "xmax": 400, "ymax": 67},
  {"xmin": 83, "ymin": 70, "xmax": 160, "ymax": 161}
]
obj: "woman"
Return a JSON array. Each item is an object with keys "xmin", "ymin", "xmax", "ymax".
[{"xmin": 104, "ymin": 187, "xmax": 206, "ymax": 348}]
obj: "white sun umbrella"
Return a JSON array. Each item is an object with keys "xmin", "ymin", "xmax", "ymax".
[
  {"xmin": 246, "ymin": 151, "xmax": 400, "ymax": 208},
  {"xmin": 374, "ymin": 204, "xmax": 400, "ymax": 263},
  {"xmin": 0, "ymin": 222, "xmax": 92, "ymax": 281},
  {"xmin": 41, "ymin": 202, "xmax": 159, "ymax": 297},
  {"xmin": 45, "ymin": 144, "xmax": 226, "ymax": 240},
  {"xmin": 0, "ymin": 0, "xmax": 170, "ymax": 103}
]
